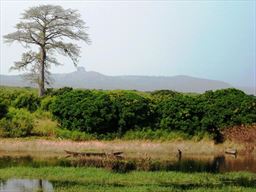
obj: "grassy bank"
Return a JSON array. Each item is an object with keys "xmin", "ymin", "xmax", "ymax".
[
  {"xmin": 0, "ymin": 167, "xmax": 255, "ymax": 191},
  {"xmin": 0, "ymin": 138, "xmax": 243, "ymax": 157}
]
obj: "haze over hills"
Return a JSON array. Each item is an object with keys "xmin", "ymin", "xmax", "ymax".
[{"xmin": 0, "ymin": 67, "xmax": 254, "ymax": 94}]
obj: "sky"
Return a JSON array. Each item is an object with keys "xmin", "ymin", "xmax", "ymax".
[{"xmin": 0, "ymin": 0, "xmax": 255, "ymax": 88}]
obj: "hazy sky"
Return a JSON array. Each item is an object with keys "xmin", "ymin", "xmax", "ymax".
[{"xmin": 0, "ymin": 0, "xmax": 255, "ymax": 87}]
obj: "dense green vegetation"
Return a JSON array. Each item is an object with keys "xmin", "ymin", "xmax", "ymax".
[
  {"xmin": 0, "ymin": 107, "xmax": 34, "ymax": 137},
  {"xmin": 0, "ymin": 166, "xmax": 255, "ymax": 192},
  {"xmin": 0, "ymin": 86, "xmax": 255, "ymax": 141}
]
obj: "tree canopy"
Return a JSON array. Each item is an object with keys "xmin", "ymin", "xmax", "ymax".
[{"xmin": 4, "ymin": 5, "xmax": 90, "ymax": 96}]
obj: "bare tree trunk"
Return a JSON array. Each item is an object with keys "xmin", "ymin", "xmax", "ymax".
[
  {"xmin": 39, "ymin": 24, "xmax": 46, "ymax": 97},
  {"xmin": 39, "ymin": 47, "xmax": 46, "ymax": 97}
]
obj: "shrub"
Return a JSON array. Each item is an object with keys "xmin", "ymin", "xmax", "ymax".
[
  {"xmin": 199, "ymin": 89, "xmax": 256, "ymax": 141},
  {"xmin": 45, "ymin": 87, "xmax": 73, "ymax": 96},
  {"xmin": 50, "ymin": 88, "xmax": 256, "ymax": 140},
  {"xmin": 0, "ymin": 108, "xmax": 34, "ymax": 137},
  {"xmin": 150, "ymin": 90, "xmax": 181, "ymax": 101},
  {"xmin": 50, "ymin": 90, "xmax": 117, "ymax": 134},
  {"xmin": 56, "ymin": 129, "xmax": 94, "ymax": 141},
  {"xmin": 32, "ymin": 118, "xmax": 58, "ymax": 137},
  {"xmin": 0, "ymin": 87, "xmax": 37, "ymax": 106},
  {"xmin": 51, "ymin": 90, "xmax": 154, "ymax": 136},
  {"xmin": 156, "ymin": 94, "xmax": 201, "ymax": 135},
  {"xmin": 110, "ymin": 92, "xmax": 154, "ymax": 134},
  {"xmin": 123, "ymin": 128, "xmax": 190, "ymax": 141},
  {"xmin": 40, "ymin": 96, "xmax": 56, "ymax": 111},
  {"xmin": 33, "ymin": 109, "xmax": 53, "ymax": 119},
  {"xmin": 154, "ymin": 88, "xmax": 256, "ymax": 141},
  {"xmin": 13, "ymin": 92, "xmax": 40, "ymax": 112},
  {"xmin": 0, "ymin": 102, "xmax": 7, "ymax": 119}
]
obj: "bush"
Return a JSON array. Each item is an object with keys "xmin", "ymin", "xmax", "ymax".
[
  {"xmin": 13, "ymin": 92, "xmax": 40, "ymax": 112},
  {"xmin": 199, "ymin": 89, "xmax": 256, "ymax": 141},
  {"xmin": 40, "ymin": 96, "xmax": 56, "ymax": 111},
  {"xmin": 1, "ymin": 87, "xmax": 255, "ymax": 141},
  {"xmin": 56, "ymin": 129, "xmax": 94, "ymax": 141},
  {"xmin": 123, "ymin": 128, "xmax": 190, "ymax": 141},
  {"xmin": 50, "ymin": 88, "xmax": 256, "ymax": 141},
  {"xmin": 50, "ymin": 90, "xmax": 117, "ymax": 134},
  {"xmin": 0, "ymin": 108, "xmax": 34, "ymax": 137},
  {"xmin": 110, "ymin": 92, "xmax": 154, "ymax": 134},
  {"xmin": 0, "ymin": 87, "xmax": 37, "ymax": 106},
  {"xmin": 45, "ymin": 87, "xmax": 73, "ymax": 96},
  {"xmin": 156, "ymin": 94, "xmax": 202, "ymax": 135},
  {"xmin": 0, "ymin": 102, "xmax": 7, "ymax": 119},
  {"xmin": 50, "ymin": 90, "xmax": 154, "ymax": 136},
  {"xmin": 31, "ymin": 117, "xmax": 94, "ymax": 141},
  {"xmin": 150, "ymin": 90, "xmax": 181, "ymax": 102},
  {"xmin": 32, "ymin": 118, "xmax": 58, "ymax": 137}
]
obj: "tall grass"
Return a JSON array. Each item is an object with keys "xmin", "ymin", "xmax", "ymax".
[
  {"xmin": 0, "ymin": 167, "xmax": 255, "ymax": 192},
  {"xmin": 123, "ymin": 129, "xmax": 213, "ymax": 141}
]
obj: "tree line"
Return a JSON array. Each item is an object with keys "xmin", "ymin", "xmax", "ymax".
[{"xmin": 0, "ymin": 87, "xmax": 255, "ymax": 141}]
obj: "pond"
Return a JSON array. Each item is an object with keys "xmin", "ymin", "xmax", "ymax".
[
  {"xmin": 0, "ymin": 152, "xmax": 255, "ymax": 173},
  {"xmin": 0, "ymin": 179, "xmax": 53, "ymax": 192}
]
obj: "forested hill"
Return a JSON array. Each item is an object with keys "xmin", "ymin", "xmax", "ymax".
[{"xmin": 0, "ymin": 67, "xmax": 246, "ymax": 93}]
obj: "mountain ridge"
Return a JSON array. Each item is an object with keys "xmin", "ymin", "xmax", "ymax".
[{"xmin": 0, "ymin": 68, "xmax": 254, "ymax": 94}]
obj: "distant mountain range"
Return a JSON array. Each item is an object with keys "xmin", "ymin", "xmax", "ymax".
[{"xmin": 0, "ymin": 67, "xmax": 255, "ymax": 94}]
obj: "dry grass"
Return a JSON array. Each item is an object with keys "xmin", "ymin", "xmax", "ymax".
[
  {"xmin": 0, "ymin": 138, "xmax": 242, "ymax": 160},
  {"xmin": 222, "ymin": 124, "xmax": 256, "ymax": 155}
]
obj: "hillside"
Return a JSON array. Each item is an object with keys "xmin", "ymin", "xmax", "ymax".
[{"xmin": 0, "ymin": 67, "xmax": 236, "ymax": 93}]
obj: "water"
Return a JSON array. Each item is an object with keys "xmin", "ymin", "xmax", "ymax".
[
  {"xmin": 0, "ymin": 155, "xmax": 71, "ymax": 168},
  {"xmin": 0, "ymin": 153, "xmax": 255, "ymax": 191},
  {"xmin": 164, "ymin": 155, "xmax": 256, "ymax": 173},
  {"xmin": 0, "ymin": 179, "xmax": 53, "ymax": 192},
  {"xmin": 0, "ymin": 152, "xmax": 255, "ymax": 173}
]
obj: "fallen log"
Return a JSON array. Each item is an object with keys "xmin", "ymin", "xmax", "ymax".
[
  {"xmin": 225, "ymin": 149, "xmax": 237, "ymax": 155},
  {"xmin": 112, "ymin": 151, "xmax": 123, "ymax": 156},
  {"xmin": 65, "ymin": 150, "xmax": 123, "ymax": 158}
]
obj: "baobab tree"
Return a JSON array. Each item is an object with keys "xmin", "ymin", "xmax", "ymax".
[{"xmin": 4, "ymin": 5, "xmax": 90, "ymax": 96}]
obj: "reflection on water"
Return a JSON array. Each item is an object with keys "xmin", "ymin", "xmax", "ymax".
[
  {"xmin": 0, "ymin": 152, "xmax": 255, "ymax": 173},
  {"xmin": 0, "ymin": 155, "xmax": 71, "ymax": 168},
  {"xmin": 171, "ymin": 155, "xmax": 256, "ymax": 173},
  {"xmin": 0, "ymin": 179, "xmax": 53, "ymax": 192},
  {"xmin": 218, "ymin": 155, "xmax": 256, "ymax": 173},
  {"xmin": 165, "ymin": 155, "xmax": 226, "ymax": 173}
]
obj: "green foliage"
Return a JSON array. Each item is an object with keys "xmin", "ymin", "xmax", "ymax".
[
  {"xmin": 198, "ymin": 89, "xmax": 256, "ymax": 141},
  {"xmin": 50, "ymin": 90, "xmax": 117, "ymax": 134},
  {"xmin": 0, "ymin": 87, "xmax": 255, "ymax": 141},
  {"xmin": 56, "ymin": 129, "xmax": 95, "ymax": 141},
  {"xmin": 32, "ymin": 117, "xmax": 58, "ymax": 137},
  {"xmin": 151, "ymin": 89, "xmax": 181, "ymax": 99},
  {"xmin": 110, "ymin": 92, "xmax": 154, "ymax": 134},
  {"xmin": 45, "ymin": 87, "xmax": 73, "ymax": 96},
  {"xmin": 155, "ymin": 88, "xmax": 256, "ymax": 141},
  {"xmin": 0, "ymin": 167, "xmax": 255, "ymax": 192},
  {"xmin": 31, "ymin": 116, "xmax": 94, "ymax": 141},
  {"xmin": 0, "ymin": 87, "xmax": 37, "ymax": 106},
  {"xmin": 13, "ymin": 92, "xmax": 40, "ymax": 112},
  {"xmin": 0, "ymin": 102, "xmax": 7, "ymax": 119},
  {"xmin": 33, "ymin": 109, "xmax": 53, "ymax": 119},
  {"xmin": 0, "ymin": 87, "xmax": 40, "ymax": 112},
  {"xmin": 0, "ymin": 108, "xmax": 34, "ymax": 137},
  {"xmin": 50, "ymin": 90, "xmax": 154, "ymax": 136},
  {"xmin": 40, "ymin": 96, "xmax": 56, "ymax": 111},
  {"xmin": 49, "ymin": 88, "xmax": 256, "ymax": 141},
  {"xmin": 123, "ymin": 128, "xmax": 190, "ymax": 141},
  {"xmin": 156, "ymin": 94, "xmax": 201, "ymax": 134}
]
